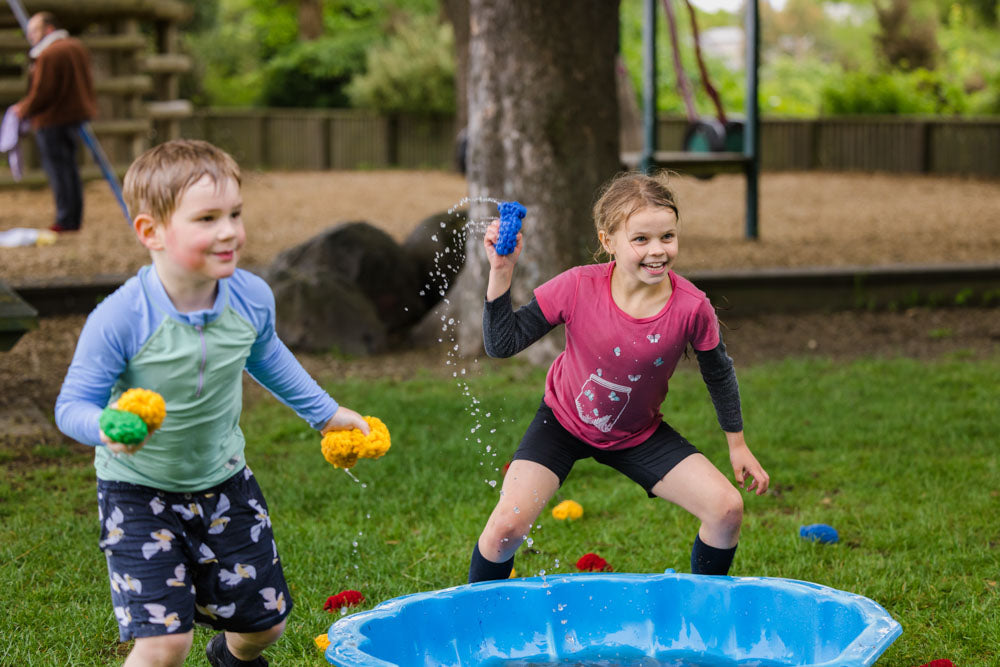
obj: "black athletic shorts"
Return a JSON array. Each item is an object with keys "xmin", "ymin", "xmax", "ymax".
[{"xmin": 512, "ymin": 400, "xmax": 700, "ymax": 498}]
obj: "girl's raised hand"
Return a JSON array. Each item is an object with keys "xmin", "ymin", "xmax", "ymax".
[{"xmin": 483, "ymin": 219, "xmax": 522, "ymax": 269}]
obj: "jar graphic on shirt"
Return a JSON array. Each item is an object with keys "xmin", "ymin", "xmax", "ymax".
[{"xmin": 575, "ymin": 374, "xmax": 632, "ymax": 433}]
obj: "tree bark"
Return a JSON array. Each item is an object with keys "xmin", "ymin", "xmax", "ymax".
[
  {"xmin": 452, "ymin": 0, "xmax": 621, "ymax": 362},
  {"xmin": 440, "ymin": 0, "xmax": 469, "ymax": 132},
  {"xmin": 299, "ymin": 0, "xmax": 323, "ymax": 41}
]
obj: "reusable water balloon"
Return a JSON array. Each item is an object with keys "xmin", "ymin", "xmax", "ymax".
[
  {"xmin": 495, "ymin": 201, "xmax": 526, "ymax": 256},
  {"xmin": 116, "ymin": 388, "xmax": 167, "ymax": 430},
  {"xmin": 321, "ymin": 416, "xmax": 390, "ymax": 469},
  {"xmin": 800, "ymin": 523, "xmax": 840, "ymax": 544},
  {"xmin": 323, "ymin": 572, "xmax": 901, "ymax": 666},
  {"xmin": 324, "ymin": 590, "xmax": 365, "ymax": 611},
  {"xmin": 575, "ymin": 552, "xmax": 612, "ymax": 572},
  {"xmin": 99, "ymin": 388, "xmax": 167, "ymax": 444},
  {"xmin": 99, "ymin": 409, "xmax": 147, "ymax": 445},
  {"xmin": 551, "ymin": 499, "xmax": 583, "ymax": 520}
]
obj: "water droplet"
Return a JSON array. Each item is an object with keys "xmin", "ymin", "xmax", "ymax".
[
  {"xmin": 513, "ymin": 506, "xmax": 520, "ymax": 514},
  {"xmin": 488, "ymin": 480, "xmax": 497, "ymax": 487},
  {"xmin": 526, "ymin": 538, "xmax": 534, "ymax": 547}
]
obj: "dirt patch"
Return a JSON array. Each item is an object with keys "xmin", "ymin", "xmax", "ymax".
[
  {"xmin": 2, "ymin": 170, "xmax": 1000, "ymax": 281},
  {"xmin": 2, "ymin": 170, "xmax": 999, "ymax": 461}
]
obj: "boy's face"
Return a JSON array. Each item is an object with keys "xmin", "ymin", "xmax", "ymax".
[{"xmin": 159, "ymin": 175, "xmax": 244, "ymax": 282}]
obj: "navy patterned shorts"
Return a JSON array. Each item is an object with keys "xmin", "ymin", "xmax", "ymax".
[{"xmin": 96, "ymin": 467, "xmax": 292, "ymax": 641}]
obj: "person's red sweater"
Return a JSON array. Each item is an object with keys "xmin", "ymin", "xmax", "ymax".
[{"xmin": 19, "ymin": 35, "xmax": 97, "ymax": 130}]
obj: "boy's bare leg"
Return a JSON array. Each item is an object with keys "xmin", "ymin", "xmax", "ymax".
[
  {"xmin": 226, "ymin": 619, "xmax": 286, "ymax": 661},
  {"xmin": 125, "ymin": 631, "xmax": 193, "ymax": 667}
]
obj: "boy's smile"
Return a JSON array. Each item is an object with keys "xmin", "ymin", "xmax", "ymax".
[{"xmin": 160, "ymin": 175, "xmax": 245, "ymax": 283}]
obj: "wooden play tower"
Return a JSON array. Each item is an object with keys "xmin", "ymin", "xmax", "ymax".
[{"xmin": 0, "ymin": 0, "xmax": 193, "ymax": 184}]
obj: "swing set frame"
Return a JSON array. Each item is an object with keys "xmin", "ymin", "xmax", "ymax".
[{"xmin": 623, "ymin": 0, "xmax": 760, "ymax": 240}]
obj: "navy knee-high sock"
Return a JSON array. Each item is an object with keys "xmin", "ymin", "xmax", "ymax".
[
  {"xmin": 690, "ymin": 533, "xmax": 737, "ymax": 575},
  {"xmin": 468, "ymin": 542, "xmax": 514, "ymax": 583}
]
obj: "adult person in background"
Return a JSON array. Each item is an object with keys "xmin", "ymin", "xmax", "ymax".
[{"xmin": 12, "ymin": 12, "xmax": 97, "ymax": 233}]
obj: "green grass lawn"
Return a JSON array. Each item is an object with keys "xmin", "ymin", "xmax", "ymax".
[{"xmin": 2, "ymin": 355, "xmax": 998, "ymax": 665}]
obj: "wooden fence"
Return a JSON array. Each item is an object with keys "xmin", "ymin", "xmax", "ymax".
[
  {"xmin": 178, "ymin": 110, "xmax": 998, "ymax": 177},
  {"xmin": 3, "ymin": 111, "xmax": 998, "ymax": 186},
  {"xmin": 178, "ymin": 109, "xmax": 458, "ymax": 172}
]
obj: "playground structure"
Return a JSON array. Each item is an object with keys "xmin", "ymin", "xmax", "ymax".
[
  {"xmin": 623, "ymin": 0, "xmax": 761, "ymax": 239},
  {"xmin": 0, "ymin": 0, "xmax": 193, "ymax": 183}
]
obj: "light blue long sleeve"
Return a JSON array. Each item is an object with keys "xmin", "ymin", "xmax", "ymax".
[{"xmin": 55, "ymin": 265, "xmax": 338, "ymax": 447}]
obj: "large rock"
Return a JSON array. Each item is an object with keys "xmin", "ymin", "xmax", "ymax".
[
  {"xmin": 264, "ymin": 222, "xmax": 427, "ymax": 355},
  {"xmin": 402, "ymin": 209, "xmax": 468, "ymax": 311}
]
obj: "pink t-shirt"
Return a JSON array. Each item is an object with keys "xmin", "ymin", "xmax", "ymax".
[{"xmin": 534, "ymin": 262, "xmax": 720, "ymax": 450}]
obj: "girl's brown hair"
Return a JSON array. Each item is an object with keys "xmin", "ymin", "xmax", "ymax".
[{"xmin": 592, "ymin": 171, "xmax": 679, "ymax": 259}]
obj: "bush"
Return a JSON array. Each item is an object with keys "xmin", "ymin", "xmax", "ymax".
[
  {"xmin": 259, "ymin": 34, "xmax": 371, "ymax": 108},
  {"xmin": 820, "ymin": 67, "xmax": 967, "ymax": 115},
  {"xmin": 346, "ymin": 14, "xmax": 455, "ymax": 114}
]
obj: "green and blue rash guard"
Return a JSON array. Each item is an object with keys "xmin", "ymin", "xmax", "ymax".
[{"xmin": 55, "ymin": 265, "xmax": 338, "ymax": 493}]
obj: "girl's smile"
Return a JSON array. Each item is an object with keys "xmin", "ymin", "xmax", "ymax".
[{"xmin": 600, "ymin": 205, "xmax": 679, "ymax": 291}]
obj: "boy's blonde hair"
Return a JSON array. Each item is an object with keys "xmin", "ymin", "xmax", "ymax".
[
  {"xmin": 123, "ymin": 139, "xmax": 241, "ymax": 224},
  {"xmin": 593, "ymin": 171, "xmax": 679, "ymax": 259}
]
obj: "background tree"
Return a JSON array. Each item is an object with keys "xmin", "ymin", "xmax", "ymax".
[
  {"xmin": 874, "ymin": 0, "xmax": 939, "ymax": 70},
  {"xmin": 346, "ymin": 13, "xmax": 455, "ymax": 114},
  {"xmin": 450, "ymin": 1, "xmax": 622, "ymax": 359},
  {"xmin": 299, "ymin": 0, "xmax": 324, "ymax": 40},
  {"xmin": 441, "ymin": 0, "xmax": 469, "ymax": 132}
]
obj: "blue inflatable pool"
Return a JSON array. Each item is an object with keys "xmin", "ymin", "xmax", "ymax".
[{"xmin": 324, "ymin": 572, "xmax": 901, "ymax": 666}]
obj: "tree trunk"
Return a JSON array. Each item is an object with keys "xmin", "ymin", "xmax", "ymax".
[
  {"xmin": 299, "ymin": 0, "xmax": 323, "ymax": 41},
  {"xmin": 452, "ymin": 0, "xmax": 621, "ymax": 362},
  {"xmin": 440, "ymin": 0, "xmax": 469, "ymax": 132}
]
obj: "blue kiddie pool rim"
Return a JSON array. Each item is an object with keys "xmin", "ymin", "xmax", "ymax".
[{"xmin": 324, "ymin": 572, "xmax": 902, "ymax": 667}]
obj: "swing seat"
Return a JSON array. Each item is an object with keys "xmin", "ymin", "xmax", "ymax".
[{"xmin": 621, "ymin": 149, "xmax": 750, "ymax": 176}]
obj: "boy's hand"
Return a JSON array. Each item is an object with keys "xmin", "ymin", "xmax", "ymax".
[
  {"xmin": 322, "ymin": 406, "xmax": 370, "ymax": 435},
  {"xmin": 100, "ymin": 430, "xmax": 146, "ymax": 456},
  {"xmin": 99, "ymin": 400, "xmax": 155, "ymax": 456}
]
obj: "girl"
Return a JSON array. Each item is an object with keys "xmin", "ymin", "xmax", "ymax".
[{"xmin": 468, "ymin": 172, "xmax": 769, "ymax": 583}]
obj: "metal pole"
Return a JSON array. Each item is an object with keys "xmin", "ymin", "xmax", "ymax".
[
  {"xmin": 744, "ymin": 0, "xmax": 760, "ymax": 240},
  {"xmin": 5, "ymin": 0, "xmax": 29, "ymax": 33},
  {"xmin": 641, "ymin": 0, "xmax": 657, "ymax": 174}
]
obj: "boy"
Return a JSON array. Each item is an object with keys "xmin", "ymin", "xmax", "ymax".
[{"xmin": 55, "ymin": 139, "xmax": 368, "ymax": 666}]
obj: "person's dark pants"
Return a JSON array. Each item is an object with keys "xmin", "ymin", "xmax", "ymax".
[{"xmin": 35, "ymin": 123, "xmax": 83, "ymax": 230}]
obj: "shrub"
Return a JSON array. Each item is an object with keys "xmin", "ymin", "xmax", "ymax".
[{"xmin": 346, "ymin": 14, "xmax": 455, "ymax": 114}]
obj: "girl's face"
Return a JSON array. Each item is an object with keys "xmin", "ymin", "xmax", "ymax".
[{"xmin": 599, "ymin": 205, "xmax": 678, "ymax": 289}]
